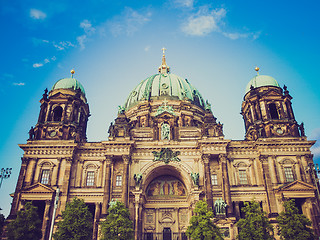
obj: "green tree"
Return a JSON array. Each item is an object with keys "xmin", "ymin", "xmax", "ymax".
[
  {"xmin": 53, "ymin": 197, "xmax": 93, "ymax": 240},
  {"xmin": 0, "ymin": 211, "xmax": 5, "ymax": 237},
  {"xmin": 277, "ymin": 199, "xmax": 315, "ymax": 240},
  {"xmin": 100, "ymin": 201, "xmax": 134, "ymax": 240},
  {"xmin": 186, "ymin": 200, "xmax": 223, "ymax": 240},
  {"xmin": 6, "ymin": 202, "xmax": 42, "ymax": 240},
  {"xmin": 236, "ymin": 200, "xmax": 273, "ymax": 240}
]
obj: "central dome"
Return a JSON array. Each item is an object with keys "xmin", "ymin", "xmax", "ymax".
[
  {"xmin": 125, "ymin": 50, "xmax": 206, "ymax": 110},
  {"xmin": 124, "ymin": 73, "xmax": 206, "ymax": 110}
]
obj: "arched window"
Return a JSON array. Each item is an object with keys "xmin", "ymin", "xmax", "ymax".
[
  {"xmin": 53, "ymin": 106, "xmax": 63, "ymax": 121},
  {"xmin": 269, "ymin": 103, "xmax": 279, "ymax": 119}
]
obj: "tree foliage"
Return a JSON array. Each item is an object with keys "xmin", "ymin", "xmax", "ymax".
[
  {"xmin": 7, "ymin": 202, "xmax": 42, "ymax": 240},
  {"xmin": 100, "ymin": 201, "xmax": 134, "ymax": 240},
  {"xmin": 277, "ymin": 199, "xmax": 315, "ymax": 240},
  {"xmin": 186, "ymin": 200, "xmax": 223, "ymax": 240},
  {"xmin": 53, "ymin": 197, "xmax": 93, "ymax": 240},
  {"xmin": 0, "ymin": 211, "xmax": 5, "ymax": 237},
  {"xmin": 236, "ymin": 200, "xmax": 273, "ymax": 240}
]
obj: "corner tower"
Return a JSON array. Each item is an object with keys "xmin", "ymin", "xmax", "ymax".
[
  {"xmin": 241, "ymin": 67, "xmax": 303, "ymax": 140},
  {"xmin": 32, "ymin": 70, "xmax": 90, "ymax": 142}
]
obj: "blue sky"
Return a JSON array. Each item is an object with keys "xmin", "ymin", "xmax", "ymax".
[{"xmin": 1, "ymin": 0, "xmax": 320, "ymax": 216}]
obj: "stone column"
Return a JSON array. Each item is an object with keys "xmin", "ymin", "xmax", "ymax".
[
  {"xmin": 268, "ymin": 156, "xmax": 278, "ymax": 185},
  {"xmin": 41, "ymin": 199, "xmax": 52, "ymax": 240},
  {"xmin": 53, "ymin": 158, "xmax": 62, "ymax": 186},
  {"xmin": 301, "ymin": 155, "xmax": 312, "ymax": 183},
  {"xmin": 10, "ymin": 157, "xmax": 29, "ymax": 215},
  {"xmin": 25, "ymin": 157, "xmax": 38, "ymax": 186},
  {"xmin": 202, "ymin": 154, "xmax": 213, "ymax": 208},
  {"xmin": 122, "ymin": 155, "xmax": 130, "ymax": 207},
  {"xmin": 260, "ymin": 155, "xmax": 277, "ymax": 215},
  {"xmin": 220, "ymin": 154, "xmax": 232, "ymax": 215},
  {"xmin": 133, "ymin": 192, "xmax": 142, "ymax": 240},
  {"xmin": 58, "ymin": 158, "xmax": 73, "ymax": 214},
  {"xmin": 93, "ymin": 202, "xmax": 101, "ymax": 240},
  {"xmin": 102, "ymin": 156, "xmax": 112, "ymax": 215}
]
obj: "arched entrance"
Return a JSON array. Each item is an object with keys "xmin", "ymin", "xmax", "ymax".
[{"xmin": 141, "ymin": 164, "xmax": 192, "ymax": 239}]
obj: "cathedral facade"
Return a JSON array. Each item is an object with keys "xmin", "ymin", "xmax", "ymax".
[{"xmin": 7, "ymin": 53, "xmax": 320, "ymax": 240}]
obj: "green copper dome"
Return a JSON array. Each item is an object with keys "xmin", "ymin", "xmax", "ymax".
[
  {"xmin": 52, "ymin": 77, "xmax": 86, "ymax": 96},
  {"xmin": 245, "ymin": 75, "xmax": 280, "ymax": 94},
  {"xmin": 125, "ymin": 73, "xmax": 206, "ymax": 110}
]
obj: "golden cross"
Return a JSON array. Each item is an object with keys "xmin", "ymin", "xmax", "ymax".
[
  {"xmin": 162, "ymin": 47, "xmax": 166, "ymax": 55},
  {"xmin": 163, "ymin": 98, "xmax": 168, "ymax": 107}
]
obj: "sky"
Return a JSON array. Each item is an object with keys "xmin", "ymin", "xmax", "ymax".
[{"xmin": 0, "ymin": 0, "xmax": 320, "ymax": 217}]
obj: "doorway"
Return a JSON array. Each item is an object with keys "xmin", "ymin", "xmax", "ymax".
[{"xmin": 163, "ymin": 228, "xmax": 172, "ymax": 240}]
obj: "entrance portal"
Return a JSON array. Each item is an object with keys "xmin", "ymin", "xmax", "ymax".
[{"xmin": 163, "ymin": 228, "xmax": 172, "ymax": 240}]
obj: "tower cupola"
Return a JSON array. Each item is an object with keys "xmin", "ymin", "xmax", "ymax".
[
  {"xmin": 31, "ymin": 70, "xmax": 90, "ymax": 142},
  {"xmin": 241, "ymin": 68, "xmax": 303, "ymax": 140}
]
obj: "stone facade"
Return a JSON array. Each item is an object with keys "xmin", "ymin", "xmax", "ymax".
[{"xmin": 6, "ymin": 57, "xmax": 320, "ymax": 240}]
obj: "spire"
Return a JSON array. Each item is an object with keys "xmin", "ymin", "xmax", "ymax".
[{"xmin": 158, "ymin": 48, "xmax": 170, "ymax": 74}]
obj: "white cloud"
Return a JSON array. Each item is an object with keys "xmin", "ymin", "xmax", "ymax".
[
  {"xmin": 174, "ymin": 0, "xmax": 193, "ymax": 8},
  {"xmin": 80, "ymin": 20, "xmax": 96, "ymax": 35},
  {"xmin": 144, "ymin": 46, "xmax": 151, "ymax": 52},
  {"xmin": 77, "ymin": 35, "xmax": 87, "ymax": 50},
  {"xmin": 32, "ymin": 56, "xmax": 56, "ymax": 68},
  {"xmin": 33, "ymin": 63, "xmax": 43, "ymax": 68},
  {"xmin": 13, "ymin": 83, "xmax": 25, "ymax": 86},
  {"xmin": 310, "ymin": 128, "xmax": 320, "ymax": 159},
  {"xmin": 107, "ymin": 7, "xmax": 152, "ymax": 36},
  {"xmin": 223, "ymin": 31, "xmax": 261, "ymax": 40},
  {"xmin": 30, "ymin": 9, "xmax": 47, "ymax": 20},
  {"xmin": 181, "ymin": 8, "xmax": 226, "ymax": 36}
]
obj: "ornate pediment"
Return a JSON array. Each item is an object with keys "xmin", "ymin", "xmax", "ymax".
[
  {"xmin": 22, "ymin": 183, "xmax": 55, "ymax": 194},
  {"xmin": 275, "ymin": 180, "xmax": 316, "ymax": 192}
]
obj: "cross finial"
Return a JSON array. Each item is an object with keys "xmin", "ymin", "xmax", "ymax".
[
  {"xmin": 163, "ymin": 98, "xmax": 168, "ymax": 107},
  {"xmin": 162, "ymin": 47, "xmax": 166, "ymax": 55}
]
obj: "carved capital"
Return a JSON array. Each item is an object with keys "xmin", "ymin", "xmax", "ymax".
[
  {"xmin": 219, "ymin": 153, "xmax": 227, "ymax": 163},
  {"xmin": 45, "ymin": 199, "xmax": 52, "ymax": 205},
  {"xmin": 305, "ymin": 154, "xmax": 313, "ymax": 163},
  {"xmin": 259, "ymin": 155, "xmax": 269, "ymax": 162},
  {"xmin": 21, "ymin": 157, "xmax": 29, "ymax": 164},
  {"xmin": 122, "ymin": 155, "xmax": 130, "ymax": 164},
  {"xmin": 201, "ymin": 154, "xmax": 210, "ymax": 164},
  {"xmin": 105, "ymin": 155, "xmax": 113, "ymax": 165}
]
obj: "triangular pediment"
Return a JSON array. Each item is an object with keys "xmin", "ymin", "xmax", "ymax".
[
  {"xmin": 261, "ymin": 89, "xmax": 282, "ymax": 98},
  {"xmin": 50, "ymin": 92, "xmax": 70, "ymax": 99},
  {"xmin": 275, "ymin": 180, "xmax": 316, "ymax": 192},
  {"xmin": 22, "ymin": 183, "xmax": 55, "ymax": 194},
  {"xmin": 155, "ymin": 111, "xmax": 176, "ymax": 118}
]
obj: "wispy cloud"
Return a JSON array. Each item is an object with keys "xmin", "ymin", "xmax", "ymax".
[
  {"xmin": 33, "ymin": 38, "xmax": 75, "ymax": 50},
  {"xmin": 181, "ymin": 7, "xmax": 226, "ymax": 36},
  {"xmin": 174, "ymin": 0, "xmax": 194, "ymax": 8},
  {"xmin": 30, "ymin": 9, "xmax": 47, "ymax": 20},
  {"xmin": 144, "ymin": 45, "xmax": 151, "ymax": 52},
  {"xmin": 32, "ymin": 56, "xmax": 56, "ymax": 68},
  {"xmin": 107, "ymin": 7, "xmax": 152, "ymax": 36},
  {"xmin": 310, "ymin": 128, "xmax": 320, "ymax": 160},
  {"xmin": 181, "ymin": 6, "xmax": 260, "ymax": 40},
  {"xmin": 76, "ymin": 20, "xmax": 96, "ymax": 50},
  {"xmin": 13, "ymin": 82, "xmax": 25, "ymax": 86}
]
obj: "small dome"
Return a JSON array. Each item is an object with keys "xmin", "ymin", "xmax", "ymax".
[
  {"xmin": 52, "ymin": 77, "xmax": 86, "ymax": 96},
  {"xmin": 125, "ymin": 73, "xmax": 206, "ymax": 110},
  {"xmin": 245, "ymin": 75, "xmax": 280, "ymax": 94}
]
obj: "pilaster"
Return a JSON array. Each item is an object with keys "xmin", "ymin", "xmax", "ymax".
[{"xmin": 202, "ymin": 154, "xmax": 213, "ymax": 208}]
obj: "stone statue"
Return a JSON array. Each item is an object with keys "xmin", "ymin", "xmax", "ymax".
[
  {"xmin": 134, "ymin": 173, "xmax": 143, "ymax": 186},
  {"xmin": 118, "ymin": 105, "xmax": 125, "ymax": 114},
  {"xmin": 28, "ymin": 126, "xmax": 35, "ymax": 140},
  {"xmin": 108, "ymin": 122, "xmax": 114, "ymax": 137},
  {"xmin": 109, "ymin": 199, "xmax": 117, "ymax": 208},
  {"xmin": 214, "ymin": 198, "xmax": 227, "ymax": 216},
  {"xmin": 299, "ymin": 122, "xmax": 305, "ymax": 137},
  {"xmin": 205, "ymin": 100, "xmax": 212, "ymax": 111},
  {"xmin": 161, "ymin": 123, "xmax": 170, "ymax": 140},
  {"xmin": 191, "ymin": 172, "xmax": 199, "ymax": 186}
]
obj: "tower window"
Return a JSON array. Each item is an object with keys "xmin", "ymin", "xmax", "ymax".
[
  {"xmin": 40, "ymin": 169, "xmax": 50, "ymax": 184},
  {"xmin": 53, "ymin": 106, "xmax": 63, "ymax": 121},
  {"xmin": 86, "ymin": 171, "xmax": 95, "ymax": 186},
  {"xmin": 269, "ymin": 103, "xmax": 279, "ymax": 119},
  {"xmin": 284, "ymin": 167, "xmax": 295, "ymax": 182},
  {"xmin": 239, "ymin": 170, "xmax": 248, "ymax": 185},
  {"xmin": 116, "ymin": 175, "xmax": 122, "ymax": 186},
  {"xmin": 211, "ymin": 174, "xmax": 218, "ymax": 186}
]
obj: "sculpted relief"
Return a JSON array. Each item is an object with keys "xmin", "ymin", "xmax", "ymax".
[{"xmin": 147, "ymin": 175, "xmax": 186, "ymax": 198}]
